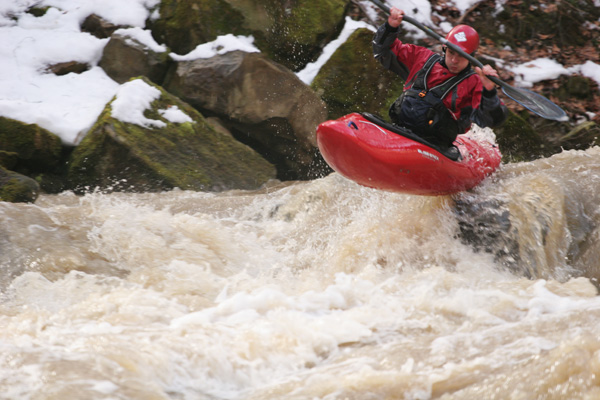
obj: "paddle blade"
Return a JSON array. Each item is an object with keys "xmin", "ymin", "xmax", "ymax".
[{"xmin": 500, "ymin": 85, "xmax": 568, "ymax": 121}]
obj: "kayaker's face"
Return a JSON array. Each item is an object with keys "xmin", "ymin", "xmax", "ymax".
[{"xmin": 445, "ymin": 48, "xmax": 470, "ymax": 74}]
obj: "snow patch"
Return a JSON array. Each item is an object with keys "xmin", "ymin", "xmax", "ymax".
[
  {"xmin": 297, "ymin": 17, "xmax": 375, "ymax": 85},
  {"xmin": 114, "ymin": 27, "xmax": 167, "ymax": 53},
  {"xmin": 170, "ymin": 34, "xmax": 260, "ymax": 61},
  {"xmin": 159, "ymin": 106, "xmax": 194, "ymax": 124},
  {"xmin": 111, "ymin": 79, "xmax": 166, "ymax": 129}
]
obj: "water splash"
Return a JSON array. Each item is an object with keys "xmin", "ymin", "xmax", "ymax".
[{"xmin": 2, "ymin": 147, "xmax": 600, "ymax": 398}]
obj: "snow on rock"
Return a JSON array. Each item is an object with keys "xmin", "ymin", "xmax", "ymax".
[
  {"xmin": 110, "ymin": 79, "xmax": 166, "ymax": 128},
  {"xmin": 170, "ymin": 34, "xmax": 260, "ymax": 61}
]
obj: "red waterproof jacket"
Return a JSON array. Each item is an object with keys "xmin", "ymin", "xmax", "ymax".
[
  {"xmin": 390, "ymin": 42, "xmax": 482, "ymax": 121},
  {"xmin": 373, "ymin": 22, "xmax": 507, "ymax": 137}
]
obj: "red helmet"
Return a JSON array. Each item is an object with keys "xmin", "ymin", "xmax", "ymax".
[{"xmin": 445, "ymin": 25, "xmax": 479, "ymax": 55}]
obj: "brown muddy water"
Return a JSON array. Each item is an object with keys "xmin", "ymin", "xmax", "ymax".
[{"xmin": 2, "ymin": 146, "xmax": 600, "ymax": 399}]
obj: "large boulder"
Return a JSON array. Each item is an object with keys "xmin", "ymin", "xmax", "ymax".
[
  {"xmin": 164, "ymin": 51, "xmax": 328, "ymax": 180},
  {"xmin": 311, "ymin": 27, "xmax": 405, "ymax": 120},
  {"xmin": 99, "ymin": 28, "xmax": 172, "ymax": 85},
  {"xmin": 0, "ymin": 117, "xmax": 65, "ymax": 194},
  {"xmin": 0, "ymin": 117, "xmax": 62, "ymax": 173},
  {"xmin": 67, "ymin": 77, "xmax": 276, "ymax": 193},
  {"xmin": 149, "ymin": 0, "xmax": 350, "ymax": 71},
  {"xmin": 0, "ymin": 166, "xmax": 40, "ymax": 203}
]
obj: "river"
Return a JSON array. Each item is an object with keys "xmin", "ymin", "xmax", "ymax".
[{"xmin": 2, "ymin": 146, "xmax": 600, "ymax": 399}]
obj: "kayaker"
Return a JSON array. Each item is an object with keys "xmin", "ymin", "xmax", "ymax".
[{"xmin": 373, "ymin": 7, "xmax": 508, "ymax": 154}]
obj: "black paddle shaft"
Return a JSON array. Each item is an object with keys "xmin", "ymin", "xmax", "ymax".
[{"xmin": 368, "ymin": 0, "xmax": 568, "ymax": 121}]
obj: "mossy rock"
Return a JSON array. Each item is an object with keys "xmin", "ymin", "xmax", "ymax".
[
  {"xmin": 494, "ymin": 110, "xmax": 549, "ymax": 163},
  {"xmin": 0, "ymin": 117, "xmax": 62, "ymax": 171},
  {"xmin": 149, "ymin": 0, "xmax": 350, "ymax": 71},
  {"xmin": 311, "ymin": 28, "xmax": 405, "ymax": 120},
  {"xmin": 149, "ymin": 0, "xmax": 248, "ymax": 56},
  {"xmin": 0, "ymin": 150, "xmax": 18, "ymax": 170},
  {"xmin": 257, "ymin": 0, "xmax": 350, "ymax": 71},
  {"xmin": 27, "ymin": 6, "xmax": 51, "ymax": 17},
  {"xmin": 0, "ymin": 166, "xmax": 40, "ymax": 203},
  {"xmin": 67, "ymin": 77, "xmax": 276, "ymax": 193}
]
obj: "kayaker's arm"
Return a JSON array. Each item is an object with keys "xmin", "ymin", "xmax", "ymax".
[
  {"xmin": 465, "ymin": 59, "xmax": 508, "ymax": 128},
  {"xmin": 474, "ymin": 65, "xmax": 498, "ymax": 92},
  {"xmin": 470, "ymin": 87, "xmax": 509, "ymax": 128},
  {"xmin": 372, "ymin": 22, "xmax": 410, "ymax": 80}
]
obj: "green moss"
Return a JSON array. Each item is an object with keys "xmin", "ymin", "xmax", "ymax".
[
  {"xmin": 27, "ymin": 6, "xmax": 51, "ymax": 17},
  {"xmin": 0, "ymin": 167, "xmax": 39, "ymax": 203},
  {"xmin": 311, "ymin": 28, "xmax": 404, "ymax": 120},
  {"xmin": 0, "ymin": 117, "xmax": 62, "ymax": 170},
  {"xmin": 260, "ymin": 0, "xmax": 349, "ymax": 70},
  {"xmin": 150, "ymin": 0, "xmax": 248, "ymax": 55},
  {"xmin": 273, "ymin": 0, "xmax": 347, "ymax": 44},
  {"xmin": 151, "ymin": 0, "xmax": 350, "ymax": 71},
  {"xmin": 0, "ymin": 179, "xmax": 31, "ymax": 202}
]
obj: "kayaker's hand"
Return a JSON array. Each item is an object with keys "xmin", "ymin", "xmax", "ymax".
[
  {"xmin": 388, "ymin": 7, "xmax": 404, "ymax": 28},
  {"xmin": 475, "ymin": 65, "xmax": 499, "ymax": 91}
]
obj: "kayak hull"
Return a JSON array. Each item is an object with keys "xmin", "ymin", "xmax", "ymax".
[{"xmin": 316, "ymin": 113, "xmax": 501, "ymax": 196}]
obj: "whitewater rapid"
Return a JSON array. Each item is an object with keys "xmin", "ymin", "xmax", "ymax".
[{"xmin": 2, "ymin": 147, "xmax": 600, "ymax": 399}]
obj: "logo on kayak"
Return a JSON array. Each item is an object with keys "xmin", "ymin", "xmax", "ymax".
[
  {"xmin": 454, "ymin": 32, "xmax": 467, "ymax": 42},
  {"xmin": 418, "ymin": 149, "xmax": 439, "ymax": 161}
]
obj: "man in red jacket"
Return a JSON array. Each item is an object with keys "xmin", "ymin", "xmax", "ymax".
[{"xmin": 373, "ymin": 7, "xmax": 507, "ymax": 153}]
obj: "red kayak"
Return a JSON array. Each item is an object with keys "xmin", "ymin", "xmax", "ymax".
[{"xmin": 316, "ymin": 113, "xmax": 502, "ymax": 196}]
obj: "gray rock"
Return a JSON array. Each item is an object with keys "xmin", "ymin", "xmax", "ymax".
[
  {"xmin": 99, "ymin": 31, "xmax": 172, "ymax": 85},
  {"xmin": 81, "ymin": 14, "xmax": 124, "ymax": 39},
  {"xmin": 164, "ymin": 51, "xmax": 328, "ymax": 179}
]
